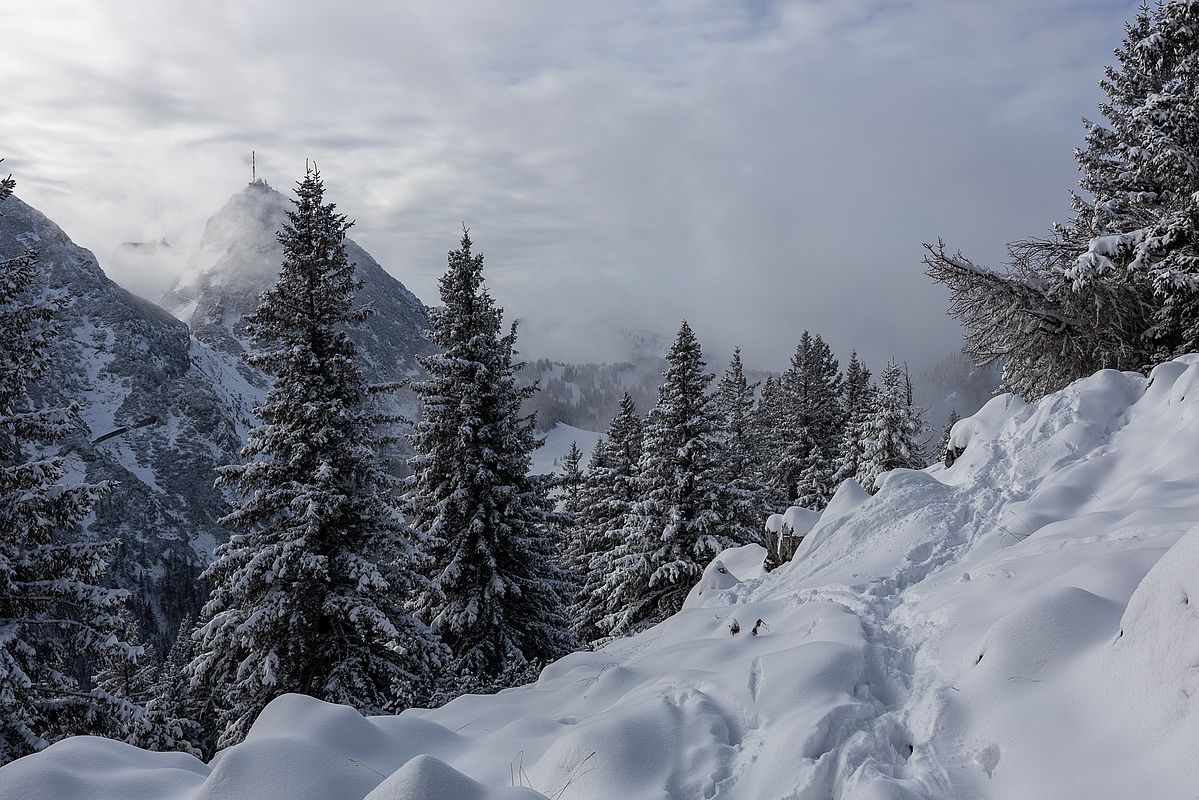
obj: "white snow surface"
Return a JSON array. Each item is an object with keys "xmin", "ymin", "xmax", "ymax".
[
  {"xmin": 682, "ymin": 544, "xmax": 768, "ymax": 610},
  {"xmin": 7, "ymin": 360, "xmax": 1199, "ymax": 798},
  {"xmin": 766, "ymin": 505, "xmax": 822, "ymax": 538},
  {"xmin": 530, "ymin": 423, "xmax": 603, "ymax": 476}
]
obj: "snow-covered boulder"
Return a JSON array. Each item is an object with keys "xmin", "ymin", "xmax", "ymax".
[
  {"xmin": 683, "ymin": 558, "xmax": 740, "ymax": 609},
  {"xmin": 682, "ymin": 544, "xmax": 768, "ymax": 609},
  {"xmin": 764, "ymin": 505, "xmax": 821, "ymax": 567}
]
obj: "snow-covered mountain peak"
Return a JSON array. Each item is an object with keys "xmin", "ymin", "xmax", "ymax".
[
  {"xmin": 0, "ymin": 189, "xmax": 255, "ymax": 647},
  {"xmin": 1, "ymin": 192, "xmax": 112, "ymax": 288},
  {"xmin": 174, "ymin": 180, "xmax": 290, "ymax": 298},
  {"xmin": 159, "ymin": 181, "xmax": 432, "ymax": 380}
]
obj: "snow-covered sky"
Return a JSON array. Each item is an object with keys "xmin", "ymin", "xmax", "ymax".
[{"xmin": 0, "ymin": 0, "xmax": 1136, "ymax": 371}]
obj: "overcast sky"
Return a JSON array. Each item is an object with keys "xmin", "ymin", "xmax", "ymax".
[{"xmin": 1, "ymin": 0, "xmax": 1137, "ymax": 372}]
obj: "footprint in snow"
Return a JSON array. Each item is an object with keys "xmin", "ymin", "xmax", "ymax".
[{"xmin": 748, "ymin": 656, "xmax": 763, "ymax": 704}]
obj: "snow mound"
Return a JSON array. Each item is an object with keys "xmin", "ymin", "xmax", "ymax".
[
  {"xmin": 1111, "ymin": 528, "xmax": 1199, "ymax": 725},
  {"xmin": 366, "ymin": 755, "xmax": 543, "ymax": 800},
  {"xmin": 0, "ymin": 737, "xmax": 207, "ymax": 800},
  {"xmin": 718, "ymin": 542, "xmax": 768, "ymax": 580},
  {"xmin": 9, "ymin": 358, "xmax": 1199, "ymax": 797},
  {"xmin": 970, "ymin": 586, "xmax": 1120, "ymax": 681}
]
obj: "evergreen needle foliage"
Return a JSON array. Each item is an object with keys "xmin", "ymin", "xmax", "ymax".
[
  {"xmin": 406, "ymin": 230, "xmax": 575, "ymax": 679},
  {"xmin": 188, "ymin": 168, "xmax": 446, "ymax": 750},
  {"xmin": 598, "ymin": 321, "xmax": 740, "ymax": 635},
  {"xmin": 570, "ymin": 394, "xmax": 644, "ymax": 644},
  {"xmin": 926, "ymin": 1, "xmax": 1199, "ymax": 398}
]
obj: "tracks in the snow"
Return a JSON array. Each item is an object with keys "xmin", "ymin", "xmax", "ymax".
[{"xmin": 789, "ymin": 506, "xmax": 975, "ymax": 799}]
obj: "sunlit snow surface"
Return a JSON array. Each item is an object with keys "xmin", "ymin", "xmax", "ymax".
[{"xmin": 6, "ymin": 360, "xmax": 1199, "ymax": 799}]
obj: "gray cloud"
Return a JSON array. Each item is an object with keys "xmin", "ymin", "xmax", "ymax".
[{"xmin": 0, "ymin": 0, "xmax": 1138, "ymax": 373}]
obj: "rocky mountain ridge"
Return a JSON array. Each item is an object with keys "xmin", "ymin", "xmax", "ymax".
[{"xmin": 0, "ymin": 182, "xmax": 437, "ymax": 647}]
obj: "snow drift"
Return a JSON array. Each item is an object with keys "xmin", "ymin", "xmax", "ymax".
[{"xmin": 6, "ymin": 360, "xmax": 1199, "ymax": 799}]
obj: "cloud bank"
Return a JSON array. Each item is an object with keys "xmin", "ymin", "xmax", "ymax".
[{"xmin": 0, "ymin": 0, "xmax": 1136, "ymax": 371}]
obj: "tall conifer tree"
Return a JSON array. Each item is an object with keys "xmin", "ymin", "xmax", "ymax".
[
  {"xmin": 753, "ymin": 375, "xmax": 788, "ymax": 510},
  {"xmin": 833, "ymin": 351, "xmax": 874, "ymax": 488},
  {"xmin": 795, "ymin": 441, "xmax": 833, "ymax": 510},
  {"xmin": 599, "ymin": 322, "xmax": 735, "ymax": 636},
  {"xmin": 775, "ymin": 332, "xmax": 842, "ymax": 505},
  {"xmin": 136, "ymin": 615, "xmax": 204, "ymax": 758},
  {"xmin": 559, "ymin": 441, "xmax": 585, "ymax": 516},
  {"xmin": 555, "ymin": 440, "xmax": 587, "ymax": 595},
  {"xmin": 189, "ymin": 169, "xmax": 445, "ymax": 748},
  {"xmin": 571, "ymin": 394, "xmax": 643, "ymax": 643},
  {"xmin": 407, "ymin": 231, "xmax": 574, "ymax": 678},
  {"xmin": 715, "ymin": 348, "xmax": 770, "ymax": 540},
  {"xmin": 856, "ymin": 360, "xmax": 925, "ymax": 493}
]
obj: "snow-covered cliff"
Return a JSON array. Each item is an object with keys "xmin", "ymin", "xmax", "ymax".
[{"xmin": 0, "ymin": 191, "xmax": 254, "ymax": 645}]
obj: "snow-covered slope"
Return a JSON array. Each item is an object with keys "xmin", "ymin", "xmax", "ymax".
[
  {"xmin": 7, "ymin": 360, "xmax": 1199, "ymax": 798},
  {"xmin": 530, "ymin": 422, "xmax": 603, "ymax": 476}
]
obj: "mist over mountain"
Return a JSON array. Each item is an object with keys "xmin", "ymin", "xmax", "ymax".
[
  {"xmin": 161, "ymin": 180, "xmax": 433, "ymax": 388},
  {"xmin": 106, "ymin": 238, "xmax": 184, "ymax": 302}
]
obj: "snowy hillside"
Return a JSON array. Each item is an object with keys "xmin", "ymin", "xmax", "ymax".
[
  {"xmin": 530, "ymin": 423, "xmax": 603, "ymax": 476},
  {"xmin": 7, "ymin": 359, "xmax": 1199, "ymax": 798}
]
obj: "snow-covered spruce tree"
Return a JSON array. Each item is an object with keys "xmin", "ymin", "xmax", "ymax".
[
  {"xmin": 715, "ymin": 348, "xmax": 771, "ymax": 539},
  {"xmin": 571, "ymin": 394, "xmax": 643, "ymax": 644},
  {"xmin": 794, "ymin": 441, "xmax": 833, "ymax": 511},
  {"xmin": 94, "ymin": 609, "xmax": 157, "ymax": 705},
  {"xmin": 925, "ymin": 2, "xmax": 1199, "ymax": 398},
  {"xmin": 0, "ymin": 169, "xmax": 141, "ymax": 764},
  {"xmin": 774, "ymin": 332, "xmax": 842, "ymax": 506},
  {"xmin": 189, "ymin": 168, "xmax": 446, "ymax": 749},
  {"xmin": 1074, "ymin": 0, "xmax": 1199, "ymax": 358},
  {"xmin": 754, "ymin": 375, "xmax": 786, "ymax": 471},
  {"xmin": 134, "ymin": 615, "xmax": 203, "ymax": 758},
  {"xmin": 554, "ymin": 440, "xmax": 587, "ymax": 594},
  {"xmin": 94, "ymin": 609, "xmax": 204, "ymax": 754},
  {"xmin": 856, "ymin": 360, "xmax": 925, "ymax": 493},
  {"xmin": 559, "ymin": 440, "xmax": 585, "ymax": 516},
  {"xmin": 599, "ymin": 322, "xmax": 738, "ymax": 636},
  {"xmin": 832, "ymin": 351, "xmax": 874, "ymax": 488},
  {"xmin": 407, "ymin": 230, "xmax": 574, "ymax": 679},
  {"xmin": 92, "ymin": 608, "xmax": 158, "ymax": 742}
]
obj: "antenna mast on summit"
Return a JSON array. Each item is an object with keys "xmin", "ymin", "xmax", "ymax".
[{"xmin": 252, "ymin": 150, "xmax": 256, "ymax": 183}]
